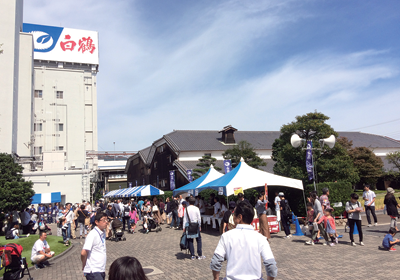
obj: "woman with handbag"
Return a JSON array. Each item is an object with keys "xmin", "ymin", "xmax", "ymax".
[
  {"xmin": 77, "ymin": 204, "xmax": 89, "ymax": 239},
  {"xmin": 183, "ymin": 197, "xmax": 205, "ymax": 260}
]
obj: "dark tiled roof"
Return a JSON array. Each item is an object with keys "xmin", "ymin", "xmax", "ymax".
[{"xmin": 164, "ymin": 130, "xmax": 400, "ymax": 152}]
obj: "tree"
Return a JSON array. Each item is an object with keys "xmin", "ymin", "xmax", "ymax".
[
  {"xmin": 272, "ymin": 112, "xmax": 359, "ymax": 184},
  {"xmin": 193, "ymin": 155, "xmax": 222, "ymax": 179},
  {"xmin": 222, "ymin": 141, "xmax": 266, "ymax": 169},
  {"xmin": 348, "ymin": 147, "xmax": 384, "ymax": 188},
  {"xmin": 0, "ymin": 153, "xmax": 35, "ymax": 213},
  {"xmin": 387, "ymin": 151, "xmax": 400, "ymax": 171}
]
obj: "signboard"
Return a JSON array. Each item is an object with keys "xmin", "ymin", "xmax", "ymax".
[
  {"xmin": 23, "ymin": 23, "xmax": 99, "ymax": 65},
  {"xmin": 195, "ymin": 189, "xmax": 198, "ymax": 196},
  {"xmin": 223, "ymin": 159, "xmax": 232, "ymax": 174},
  {"xmin": 233, "ymin": 187, "xmax": 243, "ymax": 196},
  {"xmin": 169, "ymin": 170, "xmax": 175, "ymax": 191},
  {"xmin": 218, "ymin": 187, "xmax": 224, "ymax": 195},
  {"xmin": 187, "ymin": 169, "xmax": 193, "ymax": 182}
]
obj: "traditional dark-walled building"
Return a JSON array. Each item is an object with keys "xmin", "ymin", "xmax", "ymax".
[{"xmin": 125, "ymin": 125, "xmax": 400, "ymax": 191}]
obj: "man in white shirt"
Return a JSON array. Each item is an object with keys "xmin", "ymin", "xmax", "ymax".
[
  {"xmin": 64, "ymin": 203, "xmax": 74, "ymax": 244},
  {"xmin": 183, "ymin": 197, "xmax": 205, "ymax": 260},
  {"xmin": 198, "ymin": 197, "xmax": 205, "ymax": 214},
  {"xmin": 210, "ymin": 201, "xmax": 278, "ymax": 280},
  {"xmin": 274, "ymin": 192, "xmax": 281, "ymax": 222},
  {"xmin": 31, "ymin": 232, "xmax": 54, "ymax": 269},
  {"xmin": 213, "ymin": 197, "xmax": 221, "ymax": 216},
  {"xmin": 363, "ymin": 185, "xmax": 378, "ymax": 227},
  {"xmin": 81, "ymin": 212, "xmax": 108, "ymax": 280},
  {"xmin": 86, "ymin": 202, "xmax": 92, "ymax": 213}
]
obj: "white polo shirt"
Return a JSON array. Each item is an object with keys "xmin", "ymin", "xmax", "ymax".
[
  {"xmin": 363, "ymin": 190, "xmax": 376, "ymax": 207},
  {"xmin": 83, "ymin": 227, "xmax": 107, "ymax": 273},
  {"xmin": 213, "ymin": 224, "xmax": 276, "ymax": 280}
]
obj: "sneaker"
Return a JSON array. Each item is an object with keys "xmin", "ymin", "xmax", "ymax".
[
  {"xmin": 351, "ymin": 242, "xmax": 357, "ymax": 246},
  {"xmin": 329, "ymin": 243, "xmax": 335, "ymax": 247},
  {"xmin": 305, "ymin": 240, "xmax": 314, "ymax": 245},
  {"xmin": 197, "ymin": 255, "xmax": 206, "ymax": 260},
  {"xmin": 389, "ymin": 247, "xmax": 397, "ymax": 251},
  {"xmin": 360, "ymin": 242, "xmax": 365, "ymax": 246},
  {"xmin": 191, "ymin": 256, "xmax": 196, "ymax": 260},
  {"xmin": 323, "ymin": 242, "xmax": 328, "ymax": 246},
  {"xmin": 367, "ymin": 224, "xmax": 372, "ymax": 227},
  {"xmin": 335, "ymin": 237, "xmax": 338, "ymax": 244},
  {"xmin": 374, "ymin": 223, "xmax": 378, "ymax": 226},
  {"xmin": 284, "ymin": 235, "xmax": 290, "ymax": 239},
  {"xmin": 146, "ymin": 230, "xmax": 149, "ymax": 234},
  {"xmin": 288, "ymin": 234, "xmax": 293, "ymax": 238},
  {"xmin": 34, "ymin": 264, "xmax": 41, "ymax": 270}
]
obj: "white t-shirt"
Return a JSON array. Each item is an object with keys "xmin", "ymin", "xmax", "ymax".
[
  {"xmin": 199, "ymin": 200, "xmax": 205, "ymax": 213},
  {"xmin": 83, "ymin": 227, "xmax": 107, "ymax": 273},
  {"xmin": 31, "ymin": 239, "xmax": 50, "ymax": 261},
  {"xmin": 274, "ymin": 196, "xmax": 281, "ymax": 212},
  {"xmin": 86, "ymin": 204, "xmax": 92, "ymax": 212},
  {"xmin": 65, "ymin": 209, "xmax": 74, "ymax": 224},
  {"xmin": 363, "ymin": 190, "xmax": 376, "ymax": 207},
  {"xmin": 214, "ymin": 202, "xmax": 221, "ymax": 215},
  {"xmin": 214, "ymin": 224, "xmax": 275, "ymax": 279}
]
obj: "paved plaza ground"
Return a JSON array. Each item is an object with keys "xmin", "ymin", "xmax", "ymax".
[{"xmin": 27, "ymin": 214, "xmax": 397, "ymax": 280}]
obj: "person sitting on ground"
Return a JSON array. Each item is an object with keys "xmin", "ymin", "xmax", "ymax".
[
  {"xmin": 108, "ymin": 256, "xmax": 148, "ymax": 280},
  {"xmin": 6, "ymin": 223, "xmax": 29, "ymax": 239},
  {"xmin": 210, "ymin": 201, "xmax": 277, "ymax": 280},
  {"xmin": 317, "ymin": 208, "xmax": 338, "ymax": 246},
  {"xmin": 382, "ymin": 227, "xmax": 400, "ymax": 252},
  {"xmin": 31, "ymin": 232, "xmax": 54, "ymax": 270}
]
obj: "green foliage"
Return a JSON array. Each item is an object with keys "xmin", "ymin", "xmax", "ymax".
[
  {"xmin": 0, "ymin": 153, "xmax": 35, "ymax": 212},
  {"xmin": 348, "ymin": 147, "xmax": 384, "ymax": 188},
  {"xmin": 222, "ymin": 141, "xmax": 266, "ymax": 169},
  {"xmin": 272, "ymin": 112, "xmax": 359, "ymax": 185},
  {"xmin": 193, "ymin": 155, "xmax": 222, "ymax": 179},
  {"xmin": 387, "ymin": 151, "xmax": 400, "ymax": 171}
]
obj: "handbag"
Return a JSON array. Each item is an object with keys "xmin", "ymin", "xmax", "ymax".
[
  {"xmin": 80, "ymin": 210, "xmax": 90, "ymax": 226},
  {"xmin": 180, "ymin": 233, "xmax": 188, "ymax": 251},
  {"xmin": 186, "ymin": 208, "xmax": 199, "ymax": 235},
  {"xmin": 152, "ymin": 205, "xmax": 159, "ymax": 212}
]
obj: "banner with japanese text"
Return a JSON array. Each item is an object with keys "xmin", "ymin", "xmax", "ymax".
[
  {"xmin": 169, "ymin": 170, "xmax": 176, "ymax": 191},
  {"xmin": 306, "ymin": 141, "xmax": 314, "ymax": 181},
  {"xmin": 187, "ymin": 169, "xmax": 193, "ymax": 182},
  {"xmin": 223, "ymin": 159, "xmax": 232, "ymax": 174}
]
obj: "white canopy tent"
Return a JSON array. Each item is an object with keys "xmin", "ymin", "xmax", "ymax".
[{"xmin": 198, "ymin": 158, "xmax": 303, "ymax": 196}]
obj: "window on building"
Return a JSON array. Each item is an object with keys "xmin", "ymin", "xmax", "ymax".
[
  {"xmin": 34, "ymin": 146, "xmax": 43, "ymax": 155},
  {"xmin": 34, "ymin": 123, "xmax": 42, "ymax": 132},
  {"xmin": 56, "ymin": 91, "xmax": 63, "ymax": 99},
  {"xmin": 34, "ymin": 90, "xmax": 42, "ymax": 98},
  {"xmin": 56, "ymin": 146, "xmax": 63, "ymax": 151},
  {"xmin": 204, "ymin": 153, "xmax": 211, "ymax": 157},
  {"xmin": 154, "ymin": 161, "xmax": 157, "ymax": 169},
  {"xmin": 57, "ymin": 123, "xmax": 64, "ymax": 131},
  {"xmin": 168, "ymin": 155, "xmax": 172, "ymax": 163},
  {"xmin": 159, "ymin": 145, "xmax": 164, "ymax": 153}
]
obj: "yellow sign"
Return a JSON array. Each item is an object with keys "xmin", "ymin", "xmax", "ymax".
[{"xmin": 234, "ymin": 187, "xmax": 244, "ymax": 196}]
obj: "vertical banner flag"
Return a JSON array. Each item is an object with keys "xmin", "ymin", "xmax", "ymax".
[
  {"xmin": 169, "ymin": 170, "xmax": 176, "ymax": 191},
  {"xmin": 128, "ymin": 182, "xmax": 132, "ymax": 188},
  {"xmin": 224, "ymin": 159, "xmax": 232, "ymax": 174},
  {"xmin": 135, "ymin": 180, "xmax": 138, "ymax": 187},
  {"xmin": 187, "ymin": 169, "xmax": 193, "ymax": 182},
  {"xmin": 264, "ymin": 183, "xmax": 268, "ymax": 210},
  {"xmin": 306, "ymin": 141, "xmax": 314, "ymax": 181}
]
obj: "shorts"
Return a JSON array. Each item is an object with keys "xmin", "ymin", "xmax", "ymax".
[
  {"xmin": 308, "ymin": 222, "xmax": 313, "ymax": 226},
  {"xmin": 167, "ymin": 213, "xmax": 172, "ymax": 218},
  {"xmin": 31, "ymin": 255, "xmax": 44, "ymax": 263}
]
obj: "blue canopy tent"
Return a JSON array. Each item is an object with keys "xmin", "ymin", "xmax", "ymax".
[
  {"xmin": 173, "ymin": 165, "xmax": 223, "ymax": 196},
  {"xmin": 104, "ymin": 189, "xmax": 120, "ymax": 198},
  {"xmin": 104, "ymin": 185, "xmax": 164, "ymax": 198},
  {"xmin": 31, "ymin": 192, "xmax": 61, "ymax": 204},
  {"xmin": 198, "ymin": 158, "xmax": 303, "ymax": 196}
]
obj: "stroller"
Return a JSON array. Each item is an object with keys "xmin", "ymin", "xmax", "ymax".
[
  {"xmin": 0, "ymin": 243, "xmax": 33, "ymax": 280},
  {"xmin": 111, "ymin": 219, "xmax": 126, "ymax": 242},
  {"xmin": 143, "ymin": 217, "xmax": 162, "ymax": 233}
]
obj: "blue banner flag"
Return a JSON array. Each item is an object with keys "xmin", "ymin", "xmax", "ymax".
[
  {"xmin": 169, "ymin": 170, "xmax": 176, "ymax": 190},
  {"xmin": 128, "ymin": 182, "xmax": 132, "ymax": 188},
  {"xmin": 187, "ymin": 169, "xmax": 193, "ymax": 182},
  {"xmin": 223, "ymin": 159, "xmax": 232, "ymax": 174},
  {"xmin": 306, "ymin": 141, "xmax": 314, "ymax": 181}
]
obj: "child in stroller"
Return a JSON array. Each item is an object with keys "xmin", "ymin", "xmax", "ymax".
[
  {"xmin": 143, "ymin": 217, "xmax": 162, "ymax": 234},
  {"xmin": 111, "ymin": 219, "xmax": 126, "ymax": 242}
]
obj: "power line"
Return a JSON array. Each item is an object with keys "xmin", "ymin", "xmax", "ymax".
[{"xmin": 348, "ymin": 118, "xmax": 400, "ymax": 131}]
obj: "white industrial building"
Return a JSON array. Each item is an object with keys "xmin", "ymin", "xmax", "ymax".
[{"xmin": 0, "ymin": 0, "xmax": 99, "ymax": 204}]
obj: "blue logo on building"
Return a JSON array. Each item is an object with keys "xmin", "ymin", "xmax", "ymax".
[{"xmin": 23, "ymin": 23, "xmax": 64, "ymax": 53}]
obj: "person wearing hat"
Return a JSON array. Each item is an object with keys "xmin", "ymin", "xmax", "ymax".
[
  {"xmin": 384, "ymin": 187, "xmax": 400, "ymax": 232},
  {"xmin": 222, "ymin": 201, "xmax": 236, "ymax": 233},
  {"xmin": 256, "ymin": 193, "xmax": 271, "ymax": 240}
]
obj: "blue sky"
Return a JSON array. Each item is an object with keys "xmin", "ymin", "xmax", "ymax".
[{"xmin": 24, "ymin": 0, "xmax": 400, "ymax": 151}]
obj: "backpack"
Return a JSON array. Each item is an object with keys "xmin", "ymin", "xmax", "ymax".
[
  {"xmin": 180, "ymin": 233, "xmax": 188, "ymax": 250},
  {"xmin": 5, "ymin": 229, "xmax": 15, "ymax": 240},
  {"xmin": 124, "ymin": 206, "xmax": 130, "ymax": 217}
]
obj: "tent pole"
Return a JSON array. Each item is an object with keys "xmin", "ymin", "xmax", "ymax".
[{"xmin": 302, "ymin": 190, "xmax": 307, "ymax": 217}]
